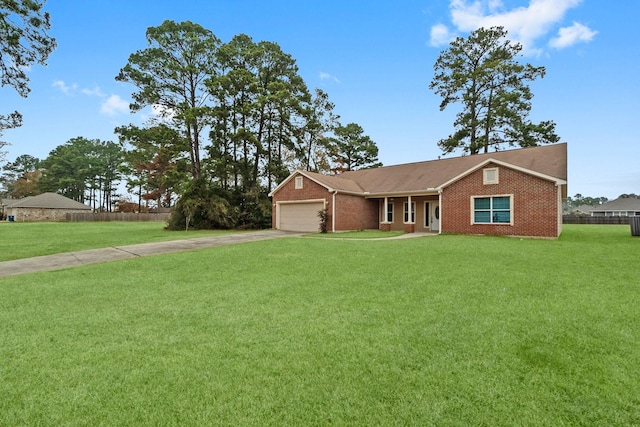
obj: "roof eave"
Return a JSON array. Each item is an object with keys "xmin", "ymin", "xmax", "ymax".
[
  {"xmin": 268, "ymin": 170, "xmax": 337, "ymax": 197},
  {"xmin": 436, "ymin": 158, "xmax": 567, "ymax": 190},
  {"xmin": 363, "ymin": 189, "xmax": 439, "ymax": 198}
]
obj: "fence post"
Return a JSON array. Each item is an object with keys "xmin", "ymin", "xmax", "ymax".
[{"xmin": 631, "ymin": 216, "xmax": 640, "ymax": 237}]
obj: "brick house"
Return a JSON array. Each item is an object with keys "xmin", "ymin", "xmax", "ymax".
[
  {"xmin": 2, "ymin": 192, "xmax": 91, "ymax": 221},
  {"xmin": 269, "ymin": 143, "xmax": 567, "ymax": 238},
  {"xmin": 589, "ymin": 196, "xmax": 640, "ymax": 217}
]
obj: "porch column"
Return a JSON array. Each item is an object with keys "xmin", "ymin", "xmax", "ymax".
[
  {"xmin": 405, "ymin": 195, "xmax": 415, "ymax": 233},
  {"xmin": 381, "ymin": 196, "xmax": 391, "ymax": 231},
  {"xmin": 383, "ymin": 196, "xmax": 388, "ymax": 222},
  {"xmin": 438, "ymin": 190, "xmax": 443, "ymax": 234},
  {"xmin": 332, "ymin": 190, "xmax": 336, "ymax": 233}
]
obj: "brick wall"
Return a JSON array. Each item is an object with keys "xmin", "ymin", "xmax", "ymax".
[
  {"xmin": 334, "ymin": 194, "xmax": 379, "ymax": 231},
  {"xmin": 8, "ymin": 208, "xmax": 89, "ymax": 222},
  {"xmin": 441, "ymin": 163, "xmax": 561, "ymax": 238},
  {"xmin": 381, "ymin": 196, "xmax": 439, "ymax": 232},
  {"xmin": 271, "ymin": 174, "xmax": 332, "ymax": 229},
  {"xmin": 271, "ymin": 173, "xmax": 380, "ymax": 231}
]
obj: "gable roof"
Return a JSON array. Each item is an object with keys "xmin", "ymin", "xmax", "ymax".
[
  {"xmin": 272, "ymin": 143, "xmax": 567, "ymax": 197},
  {"xmin": 268, "ymin": 169, "xmax": 366, "ymax": 196},
  {"xmin": 4, "ymin": 192, "xmax": 91, "ymax": 210},
  {"xmin": 591, "ymin": 197, "xmax": 640, "ymax": 212}
]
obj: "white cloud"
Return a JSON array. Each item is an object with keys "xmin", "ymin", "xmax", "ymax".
[
  {"xmin": 52, "ymin": 80, "xmax": 77, "ymax": 94},
  {"xmin": 100, "ymin": 95, "xmax": 129, "ymax": 116},
  {"xmin": 429, "ymin": 23, "xmax": 456, "ymax": 46},
  {"xmin": 137, "ymin": 104, "xmax": 176, "ymax": 123},
  {"xmin": 319, "ymin": 72, "xmax": 340, "ymax": 83},
  {"xmin": 81, "ymin": 86, "xmax": 106, "ymax": 97},
  {"xmin": 152, "ymin": 104, "xmax": 176, "ymax": 120},
  {"xmin": 431, "ymin": 0, "xmax": 596, "ymax": 55},
  {"xmin": 549, "ymin": 22, "xmax": 598, "ymax": 49}
]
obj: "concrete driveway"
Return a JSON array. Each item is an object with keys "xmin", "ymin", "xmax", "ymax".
[{"xmin": 0, "ymin": 230, "xmax": 303, "ymax": 278}]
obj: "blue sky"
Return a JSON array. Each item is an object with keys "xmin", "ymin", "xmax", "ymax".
[{"xmin": 3, "ymin": 0, "xmax": 638, "ymax": 199}]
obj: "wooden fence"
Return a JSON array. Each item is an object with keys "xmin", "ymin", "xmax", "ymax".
[
  {"xmin": 65, "ymin": 212, "xmax": 171, "ymax": 222},
  {"xmin": 563, "ymin": 215, "xmax": 632, "ymax": 225}
]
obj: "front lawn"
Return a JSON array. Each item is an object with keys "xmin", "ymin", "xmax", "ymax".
[
  {"xmin": 0, "ymin": 221, "xmax": 235, "ymax": 262},
  {"xmin": 0, "ymin": 225, "xmax": 638, "ymax": 425},
  {"xmin": 306, "ymin": 229, "xmax": 406, "ymax": 239}
]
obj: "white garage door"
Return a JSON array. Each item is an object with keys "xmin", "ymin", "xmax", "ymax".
[{"xmin": 278, "ymin": 202, "xmax": 324, "ymax": 232}]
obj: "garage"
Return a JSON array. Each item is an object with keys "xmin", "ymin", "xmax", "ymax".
[{"xmin": 277, "ymin": 201, "xmax": 324, "ymax": 232}]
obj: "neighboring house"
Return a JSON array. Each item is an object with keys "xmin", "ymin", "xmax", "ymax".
[
  {"xmin": 568, "ymin": 204, "xmax": 598, "ymax": 216},
  {"xmin": 269, "ymin": 143, "xmax": 567, "ymax": 238},
  {"xmin": 2, "ymin": 192, "xmax": 91, "ymax": 222},
  {"xmin": 590, "ymin": 197, "xmax": 640, "ymax": 217}
]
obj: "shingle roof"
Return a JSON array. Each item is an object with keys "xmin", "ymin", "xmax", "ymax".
[
  {"xmin": 300, "ymin": 171, "xmax": 366, "ymax": 193},
  {"xmin": 591, "ymin": 197, "xmax": 640, "ymax": 212},
  {"xmin": 300, "ymin": 143, "xmax": 567, "ymax": 195},
  {"xmin": 5, "ymin": 192, "xmax": 91, "ymax": 210}
]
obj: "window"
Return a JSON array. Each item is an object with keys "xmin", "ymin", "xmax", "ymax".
[
  {"xmin": 473, "ymin": 196, "xmax": 511, "ymax": 224},
  {"xmin": 386, "ymin": 202, "xmax": 394, "ymax": 223},
  {"xmin": 294, "ymin": 176, "xmax": 303, "ymax": 189},
  {"xmin": 404, "ymin": 201, "xmax": 415, "ymax": 223},
  {"xmin": 424, "ymin": 202, "xmax": 430, "ymax": 227},
  {"xmin": 483, "ymin": 167, "xmax": 499, "ymax": 184}
]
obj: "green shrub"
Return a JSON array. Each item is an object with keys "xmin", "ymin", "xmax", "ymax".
[
  {"xmin": 166, "ymin": 179, "xmax": 237, "ymax": 230},
  {"xmin": 232, "ymin": 188, "xmax": 272, "ymax": 230}
]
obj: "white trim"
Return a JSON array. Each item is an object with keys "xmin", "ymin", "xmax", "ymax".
[
  {"xmin": 483, "ymin": 167, "xmax": 499, "ymax": 185},
  {"xmin": 437, "ymin": 158, "xmax": 566, "ymax": 191},
  {"xmin": 403, "ymin": 200, "xmax": 416, "ymax": 224},
  {"xmin": 435, "ymin": 191, "xmax": 442, "ymax": 233},
  {"xmin": 385, "ymin": 200, "xmax": 394, "ymax": 223},
  {"xmin": 332, "ymin": 191, "xmax": 336, "ymax": 233},
  {"xmin": 275, "ymin": 199, "xmax": 326, "ymax": 230},
  {"xmin": 269, "ymin": 170, "xmax": 336, "ymax": 197},
  {"xmin": 364, "ymin": 189, "xmax": 439, "ymax": 198},
  {"xmin": 424, "ymin": 201, "xmax": 430, "ymax": 228},
  {"xmin": 470, "ymin": 194, "xmax": 514, "ymax": 226}
]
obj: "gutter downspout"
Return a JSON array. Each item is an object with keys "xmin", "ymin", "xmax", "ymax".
[
  {"xmin": 332, "ymin": 190, "xmax": 337, "ymax": 233},
  {"xmin": 438, "ymin": 189, "xmax": 443, "ymax": 235}
]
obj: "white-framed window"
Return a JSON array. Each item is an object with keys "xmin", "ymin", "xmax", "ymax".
[
  {"xmin": 472, "ymin": 195, "xmax": 512, "ymax": 224},
  {"xmin": 424, "ymin": 202, "xmax": 430, "ymax": 227},
  {"xmin": 404, "ymin": 201, "xmax": 416, "ymax": 223},
  {"xmin": 483, "ymin": 167, "xmax": 499, "ymax": 185},
  {"xmin": 294, "ymin": 176, "xmax": 303, "ymax": 189},
  {"xmin": 386, "ymin": 202, "xmax": 394, "ymax": 223}
]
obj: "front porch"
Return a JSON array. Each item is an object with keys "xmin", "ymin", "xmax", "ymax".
[{"xmin": 372, "ymin": 194, "xmax": 441, "ymax": 233}]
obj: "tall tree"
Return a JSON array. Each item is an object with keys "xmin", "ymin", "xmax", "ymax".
[
  {"xmin": 116, "ymin": 20, "xmax": 220, "ymax": 180},
  {"xmin": 429, "ymin": 26, "xmax": 559, "ymax": 155},
  {"xmin": 293, "ymin": 88, "xmax": 339, "ymax": 173},
  {"xmin": 252, "ymin": 40, "xmax": 308, "ymax": 189},
  {"xmin": 207, "ymin": 33, "xmax": 259, "ymax": 191},
  {"xmin": 0, "ymin": 0, "xmax": 56, "ymax": 137},
  {"xmin": 87, "ymin": 140, "xmax": 123, "ymax": 211},
  {"xmin": 116, "ymin": 124, "xmax": 188, "ymax": 209},
  {"xmin": 39, "ymin": 138, "xmax": 92, "ymax": 202},
  {"xmin": 39, "ymin": 137, "xmax": 122, "ymax": 207},
  {"xmin": 327, "ymin": 123, "xmax": 381, "ymax": 172},
  {"xmin": 0, "ymin": 153, "xmax": 40, "ymax": 197},
  {"xmin": 207, "ymin": 35, "xmax": 310, "ymax": 191}
]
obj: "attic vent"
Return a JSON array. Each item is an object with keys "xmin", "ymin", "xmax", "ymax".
[
  {"xmin": 483, "ymin": 168, "xmax": 499, "ymax": 185},
  {"xmin": 295, "ymin": 176, "xmax": 303, "ymax": 189}
]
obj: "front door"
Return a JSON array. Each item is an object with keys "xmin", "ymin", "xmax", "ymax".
[{"xmin": 431, "ymin": 202, "xmax": 440, "ymax": 232}]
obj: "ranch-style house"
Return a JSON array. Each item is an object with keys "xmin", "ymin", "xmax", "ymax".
[{"xmin": 269, "ymin": 143, "xmax": 567, "ymax": 238}]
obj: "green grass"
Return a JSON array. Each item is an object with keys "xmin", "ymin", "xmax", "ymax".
[
  {"xmin": 0, "ymin": 225, "xmax": 639, "ymax": 425},
  {"xmin": 0, "ymin": 221, "xmax": 235, "ymax": 262},
  {"xmin": 306, "ymin": 229, "xmax": 406, "ymax": 239}
]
